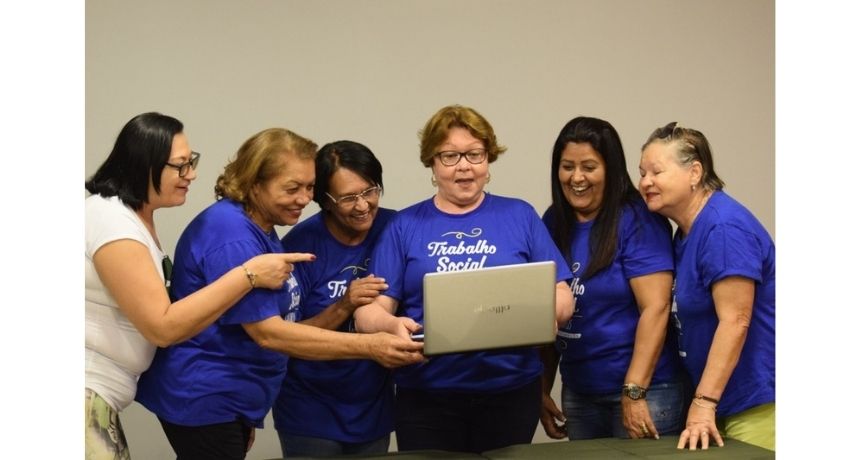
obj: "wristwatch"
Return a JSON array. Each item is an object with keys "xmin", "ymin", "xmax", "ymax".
[{"xmin": 622, "ymin": 383, "xmax": 648, "ymax": 400}]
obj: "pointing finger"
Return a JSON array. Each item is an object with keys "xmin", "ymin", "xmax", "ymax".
[{"xmin": 282, "ymin": 252, "xmax": 316, "ymax": 263}]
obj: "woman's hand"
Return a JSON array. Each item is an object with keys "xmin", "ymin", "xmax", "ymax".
[
  {"xmin": 622, "ymin": 398, "xmax": 659, "ymax": 439},
  {"xmin": 342, "ymin": 275, "xmax": 389, "ymax": 311},
  {"xmin": 677, "ymin": 402, "xmax": 723, "ymax": 450},
  {"xmin": 364, "ymin": 332, "xmax": 424, "ymax": 368},
  {"xmin": 243, "ymin": 252, "xmax": 315, "ymax": 289},
  {"xmin": 539, "ymin": 393, "xmax": 567, "ymax": 439}
]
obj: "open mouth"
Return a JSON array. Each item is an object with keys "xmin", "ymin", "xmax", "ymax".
[
  {"xmin": 567, "ymin": 185, "xmax": 589, "ymax": 196},
  {"xmin": 351, "ymin": 211, "xmax": 371, "ymax": 221}
]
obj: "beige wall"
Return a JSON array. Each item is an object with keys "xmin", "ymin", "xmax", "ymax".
[{"xmin": 86, "ymin": 1, "xmax": 773, "ymax": 458}]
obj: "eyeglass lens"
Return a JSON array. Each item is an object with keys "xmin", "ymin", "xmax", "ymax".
[
  {"xmin": 437, "ymin": 149, "xmax": 486, "ymax": 166},
  {"xmin": 333, "ymin": 187, "xmax": 380, "ymax": 207}
]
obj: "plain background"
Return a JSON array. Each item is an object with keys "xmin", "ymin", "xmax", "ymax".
[{"xmin": 83, "ymin": 1, "xmax": 774, "ymax": 458}]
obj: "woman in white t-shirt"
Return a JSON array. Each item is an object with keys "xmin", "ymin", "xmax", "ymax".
[{"xmin": 84, "ymin": 112, "xmax": 310, "ymax": 459}]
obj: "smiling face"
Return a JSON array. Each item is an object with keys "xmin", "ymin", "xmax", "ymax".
[
  {"xmin": 638, "ymin": 141, "xmax": 698, "ymax": 222},
  {"xmin": 432, "ymin": 126, "xmax": 489, "ymax": 212},
  {"xmin": 558, "ymin": 142, "xmax": 606, "ymax": 222},
  {"xmin": 324, "ymin": 167, "xmax": 379, "ymax": 244},
  {"xmin": 151, "ymin": 132, "xmax": 196, "ymax": 209},
  {"xmin": 250, "ymin": 151, "xmax": 315, "ymax": 232}
]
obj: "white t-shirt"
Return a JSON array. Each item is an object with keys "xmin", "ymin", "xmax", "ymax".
[{"xmin": 85, "ymin": 194, "xmax": 165, "ymax": 411}]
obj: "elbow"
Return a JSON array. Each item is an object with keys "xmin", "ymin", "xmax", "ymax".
[
  {"xmin": 720, "ymin": 310, "xmax": 752, "ymax": 338},
  {"xmin": 730, "ymin": 311, "xmax": 752, "ymax": 331},
  {"xmin": 246, "ymin": 328, "xmax": 279, "ymax": 352},
  {"xmin": 146, "ymin": 330, "xmax": 179, "ymax": 348},
  {"xmin": 253, "ymin": 335, "xmax": 277, "ymax": 352}
]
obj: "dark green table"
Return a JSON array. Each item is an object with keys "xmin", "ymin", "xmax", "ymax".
[
  {"xmin": 484, "ymin": 436, "xmax": 774, "ymax": 459},
  {"xmin": 265, "ymin": 436, "xmax": 774, "ymax": 459}
]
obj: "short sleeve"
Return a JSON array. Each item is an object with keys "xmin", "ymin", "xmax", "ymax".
[
  {"xmin": 619, "ymin": 206, "xmax": 674, "ymax": 279},
  {"xmin": 699, "ymin": 223, "xmax": 764, "ymax": 287},
  {"xmin": 205, "ymin": 240, "xmax": 287, "ymax": 325}
]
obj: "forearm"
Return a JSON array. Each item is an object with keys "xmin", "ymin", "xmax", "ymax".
[
  {"xmin": 624, "ymin": 307, "xmax": 669, "ymax": 387},
  {"xmin": 696, "ymin": 320, "xmax": 749, "ymax": 400},
  {"xmin": 539, "ymin": 344, "xmax": 560, "ymax": 394},
  {"xmin": 249, "ymin": 319, "xmax": 371, "ymax": 360},
  {"xmin": 354, "ymin": 302, "xmax": 400, "ymax": 334},
  {"xmin": 300, "ymin": 297, "xmax": 354, "ymax": 330},
  {"xmin": 155, "ymin": 266, "xmax": 252, "ymax": 346}
]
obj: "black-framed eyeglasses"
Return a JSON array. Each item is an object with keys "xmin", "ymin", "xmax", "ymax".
[
  {"xmin": 326, "ymin": 186, "xmax": 382, "ymax": 209},
  {"xmin": 435, "ymin": 149, "xmax": 487, "ymax": 166},
  {"xmin": 165, "ymin": 151, "xmax": 201, "ymax": 178}
]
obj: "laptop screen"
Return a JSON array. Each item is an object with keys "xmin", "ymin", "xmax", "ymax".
[{"xmin": 421, "ymin": 261, "xmax": 557, "ymax": 355}]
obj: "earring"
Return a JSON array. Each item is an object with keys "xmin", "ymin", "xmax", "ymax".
[
  {"xmin": 431, "ymin": 175, "xmax": 438, "ymax": 187},
  {"xmin": 691, "ymin": 184, "xmax": 696, "ymax": 192},
  {"xmin": 486, "ymin": 173, "xmax": 491, "ymax": 184}
]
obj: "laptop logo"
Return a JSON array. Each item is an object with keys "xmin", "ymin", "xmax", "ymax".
[{"xmin": 474, "ymin": 304, "xmax": 511, "ymax": 314}]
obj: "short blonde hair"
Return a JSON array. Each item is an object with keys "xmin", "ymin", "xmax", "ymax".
[
  {"xmin": 418, "ymin": 105, "xmax": 507, "ymax": 167},
  {"xmin": 215, "ymin": 128, "xmax": 317, "ymax": 212}
]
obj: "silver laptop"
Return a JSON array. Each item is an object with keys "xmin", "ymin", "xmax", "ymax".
[{"xmin": 420, "ymin": 261, "xmax": 557, "ymax": 356}]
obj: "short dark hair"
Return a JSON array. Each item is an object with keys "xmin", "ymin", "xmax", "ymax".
[
  {"xmin": 549, "ymin": 116, "xmax": 651, "ymax": 278},
  {"xmin": 85, "ymin": 112, "xmax": 184, "ymax": 210},
  {"xmin": 313, "ymin": 140, "xmax": 383, "ymax": 210}
]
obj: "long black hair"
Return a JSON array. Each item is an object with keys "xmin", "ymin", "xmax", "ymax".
[
  {"xmin": 85, "ymin": 112, "xmax": 184, "ymax": 210},
  {"xmin": 548, "ymin": 116, "xmax": 643, "ymax": 279}
]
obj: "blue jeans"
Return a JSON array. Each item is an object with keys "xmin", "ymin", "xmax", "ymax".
[
  {"xmin": 277, "ymin": 432, "xmax": 390, "ymax": 458},
  {"xmin": 562, "ymin": 378, "xmax": 688, "ymax": 440}
]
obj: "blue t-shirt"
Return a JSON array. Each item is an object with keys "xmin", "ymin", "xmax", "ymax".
[
  {"xmin": 272, "ymin": 208, "xmax": 396, "ymax": 442},
  {"xmin": 672, "ymin": 191, "xmax": 775, "ymax": 417},
  {"xmin": 136, "ymin": 199, "xmax": 301, "ymax": 428},
  {"xmin": 544, "ymin": 200, "xmax": 682, "ymax": 394},
  {"xmin": 368, "ymin": 193, "xmax": 572, "ymax": 392}
]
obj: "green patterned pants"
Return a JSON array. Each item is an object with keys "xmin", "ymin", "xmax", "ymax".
[{"xmin": 85, "ymin": 388, "xmax": 131, "ymax": 460}]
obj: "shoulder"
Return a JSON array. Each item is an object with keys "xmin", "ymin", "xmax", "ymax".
[
  {"xmin": 484, "ymin": 193, "xmax": 538, "ymax": 215},
  {"xmin": 390, "ymin": 199, "xmax": 432, "ymax": 223},
  {"xmin": 621, "ymin": 199, "xmax": 668, "ymax": 230},
  {"xmin": 376, "ymin": 207, "xmax": 398, "ymax": 222},
  {"xmin": 281, "ymin": 212, "xmax": 325, "ymax": 249},
  {"xmin": 86, "ymin": 194, "xmax": 129, "ymax": 217},
  {"xmin": 283, "ymin": 212, "xmax": 324, "ymax": 238},
  {"xmin": 370, "ymin": 207, "xmax": 397, "ymax": 233},
  {"xmin": 188, "ymin": 199, "xmax": 249, "ymax": 232},
  {"xmin": 85, "ymin": 194, "xmax": 141, "ymax": 231},
  {"xmin": 703, "ymin": 192, "xmax": 770, "ymax": 238},
  {"xmin": 179, "ymin": 199, "xmax": 275, "ymax": 253},
  {"xmin": 85, "ymin": 195, "xmax": 148, "ymax": 254}
]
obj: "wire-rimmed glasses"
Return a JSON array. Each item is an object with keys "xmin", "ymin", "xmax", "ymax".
[{"xmin": 326, "ymin": 185, "xmax": 382, "ymax": 209}]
